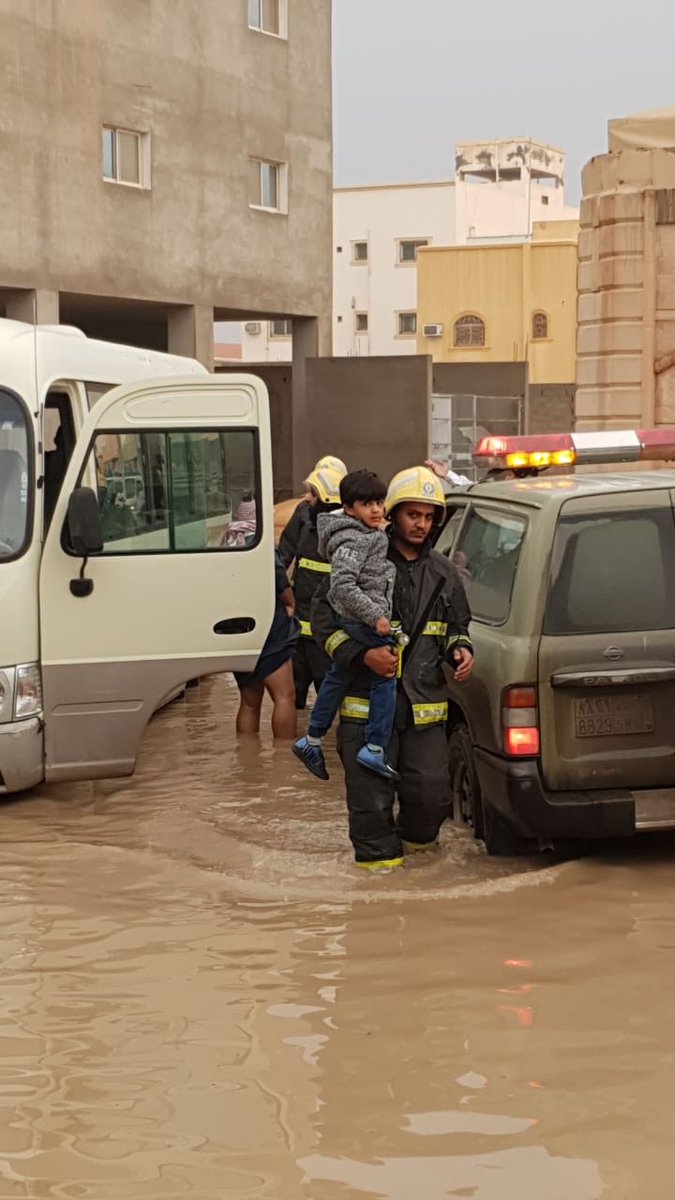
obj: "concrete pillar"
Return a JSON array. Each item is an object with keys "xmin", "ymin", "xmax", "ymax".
[
  {"xmin": 291, "ymin": 315, "xmax": 331, "ymax": 487},
  {"xmin": 5, "ymin": 288, "xmax": 60, "ymax": 325},
  {"xmin": 168, "ymin": 303, "xmax": 214, "ymax": 369}
]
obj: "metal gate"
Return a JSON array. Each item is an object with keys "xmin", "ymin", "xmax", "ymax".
[{"xmin": 430, "ymin": 394, "xmax": 523, "ymax": 482}]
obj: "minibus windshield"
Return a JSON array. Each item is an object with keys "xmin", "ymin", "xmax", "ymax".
[{"xmin": 0, "ymin": 390, "xmax": 30, "ymax": 560}]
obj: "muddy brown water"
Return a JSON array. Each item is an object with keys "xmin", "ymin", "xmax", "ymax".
[{"xmin": 0, "ymin": 676, "xmax": 674, "ymax": 1197}]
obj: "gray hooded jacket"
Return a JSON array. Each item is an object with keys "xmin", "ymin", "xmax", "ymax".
[{"xmin": 317, "ymin": 510, "xmax": 396, "ymax": 629}]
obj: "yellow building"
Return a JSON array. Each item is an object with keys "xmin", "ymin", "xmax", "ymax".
[{"xmin": 417, "ymin": 220, "xmax": 579, "ymax": 385}]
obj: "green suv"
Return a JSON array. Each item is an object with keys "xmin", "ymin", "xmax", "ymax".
[{"xmin": 437, "ymin": 428, "xmax": 675, "ymax": 855}]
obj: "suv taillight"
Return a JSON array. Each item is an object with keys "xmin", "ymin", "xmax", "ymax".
[{"xmin": 502, "ymin": 686, "xmax": 540, "ymax": 757}]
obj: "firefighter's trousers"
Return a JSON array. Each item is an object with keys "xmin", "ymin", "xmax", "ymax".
[
  {"xmin": 293, "ymin": 637, "xmax": 330, "ymax": 710},
  {"xmin": 336, "ymin": 698, "xmax": 450, "ymax": 866}
]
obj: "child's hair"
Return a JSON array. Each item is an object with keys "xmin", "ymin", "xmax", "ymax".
[{"xmin": 340, "ymin": 469, "xmax": 387, "ymax": 508}]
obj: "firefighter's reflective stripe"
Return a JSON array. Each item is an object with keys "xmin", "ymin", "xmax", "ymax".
[
  {"xmin": 299, "ymin": 620, "xmax": 313, "ymax": 637},
  {"xmin": 447, "ymin": 633, "xmax": 473, "ymax": 653},
  {"xmin": 341, "ymin": 697, "xmax": 448, "ymax": 727},
  {"xmin": 340, "ymin": 696, "xmax": 370, "ymax": 721},
  {"xmin": 412, "ymin": 701, "xmax": 449, "ymax": 726},
  {"xmin": 424, "ymin": 621, "xmax": 448, "ymax": 637},
  {"xmin": 325, "ymin": 629, "xmax": 350, "ymax": 658},
  {"xmin": 299, "ymin": 557, "xmax": 331, "ymax": 573},
  {"xmin": 356, "ymin": 857, "xmax": 404, "ymax": 871}
]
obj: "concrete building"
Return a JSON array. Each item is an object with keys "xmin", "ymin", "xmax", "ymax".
[
  {"xmin": 577, "ymin": 107, "xmax": 675, "ymax": 431},
  {"xmin": 242, "ymin": 137, "xmax": 578, "ymax": 362},
  {"xmin": 416, "ymin": 220, "xmax": 580, "ymax": 386},
  {"xmin": 0, "ymin": 0, "xmax": 332, "ymax": 477}
]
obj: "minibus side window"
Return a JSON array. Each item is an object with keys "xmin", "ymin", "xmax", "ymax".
[
  {"xmin": 44, "ymin": 391, "xmax": 76, "ymax": 532},
  {"xmin": 0, "ymin": 389, "xmax": 30, "ymax": 561},
  {"xmin": 75, "ymin": 427, "xmax": 261, "ymax": 554}
]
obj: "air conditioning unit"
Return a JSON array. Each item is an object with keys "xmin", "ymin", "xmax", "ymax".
[
  {"xmin": 244, "ymin": 322, "xmax": 262, "ymax": 335},
  {"xmin": 423, "ymin": 323, "xmax": 443, "ymax": 338}
]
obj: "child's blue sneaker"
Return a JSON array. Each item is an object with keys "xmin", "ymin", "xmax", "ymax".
[
  {"xmin": 356, "ymin": 744, "xmax": 401, "ymax": 782},
  {"xmin": 293, "ymin": 736, "xmax": 329, "ymax": 781}
]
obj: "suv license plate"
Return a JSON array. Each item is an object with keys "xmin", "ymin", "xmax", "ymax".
[{"xmin": 573, "ymin": 694, "xmax": 654, "ymax": 739}]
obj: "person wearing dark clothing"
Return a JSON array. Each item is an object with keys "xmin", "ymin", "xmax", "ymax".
[
  {"xmin": 309, "ymin": 465, "xmax": 474, "ymax": 871},
  {"xmin": 235, "ymin": 552, "xmax": 300, "ymax": 739},
  {"xmin": 287, "ymin": 465, "xmax": 343, "ymax": 709},
  {"xmin": 277, "ymin": 455, "xmax": 347, "ymax": 569},
  {"xmin": 278, "ymin": 498, "xmax": 311, "ymax": 570}
]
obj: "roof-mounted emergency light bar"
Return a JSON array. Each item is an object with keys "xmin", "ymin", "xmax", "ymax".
[{"xmin": 472, "ymin": 427, "xmax": 675, "ymax": 473}]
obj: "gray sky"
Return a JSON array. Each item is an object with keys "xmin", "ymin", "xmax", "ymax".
[{"xmin": 332, "ymin": 0, "xmax": 675, "ymax": 202}]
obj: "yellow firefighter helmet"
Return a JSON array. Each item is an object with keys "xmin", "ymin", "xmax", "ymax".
[
  {"xmin": 384, "ymin": 465, "xmax": 446, "ymax": 518},
  {"xmin": 314, "ymin": 455, "xmax": 347, "ymax": 477},
  {"xmin": 304, "ymin": 466, "xmax": 343, "ymax": 505}
]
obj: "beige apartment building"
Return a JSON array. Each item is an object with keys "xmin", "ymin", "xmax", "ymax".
[{"xmin": 0, "ymin": 0, "xmax": 332, "ymax": 475}]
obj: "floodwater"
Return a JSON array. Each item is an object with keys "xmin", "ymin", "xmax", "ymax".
[{"xmin": 1, "ymin": 678, "xmax": 675, "ymax": 1197}]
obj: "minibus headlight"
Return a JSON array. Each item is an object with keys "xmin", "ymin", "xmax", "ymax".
[
  {"xmin": 0, "ymin": 676, "xmax": 7, "ymax": 719},
  {"xmin": 14, "ymin": 664, "xmax": 42, "ymax": 720}
]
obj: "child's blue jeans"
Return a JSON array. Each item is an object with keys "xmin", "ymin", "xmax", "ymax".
[{"xmin": 308, "ymin": 622, "xmax": 397, "ymax": 750}]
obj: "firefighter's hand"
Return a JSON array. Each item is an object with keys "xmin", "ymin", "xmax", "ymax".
[
  {"xmin": 280, "ymin": 587, "xmax": 296, "ymax": 618},
  {"xmin": 453, "ymin": 648, "xmax": 474, "ymax": 682},
  {"xmin": 375, "ymin": 616, "xmax": 391, "ymax": 637},
  {"xmin": 364, "ymin": 646, "xmax": 398, "ymax": 678},
  {"xmin": 425, "ymin": 458, "xmax": 449, "ymax": 479}
]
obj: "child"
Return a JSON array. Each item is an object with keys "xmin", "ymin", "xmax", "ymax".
[{"xmin": 293, "ymin": 470, "xmax": 400, "ymax": 782}]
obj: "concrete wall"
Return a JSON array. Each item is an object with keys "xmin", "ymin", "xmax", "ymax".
[
  {"xmin": 432, "ymin": 362, "xmax": 527, "ymax": 399},
  {"xmin": 304, "ymin": 357, "xmax": 432, "ymax": 483},
  {"xmin": 218, "ymin": 357, "xmax": 572, "ymax": 497},
  {"xmin": 0, "ymin": 0, "xmax": 333, "ymax": 361},
  {"xmin": 527, "ymin": 384, "xmax": 575, "ymax": 434},
  {"xmin": 417, "ymin": 237, "xmax": 578, "ymax": 385}
]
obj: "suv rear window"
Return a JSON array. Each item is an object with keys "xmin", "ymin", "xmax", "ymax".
[
  {"xmin": 452, "ymin": 506, "xmax": 526, "ymax": 624},
  {"xmin": 545, "ymin": 507, "xmax": 675, "ymax": 635}
]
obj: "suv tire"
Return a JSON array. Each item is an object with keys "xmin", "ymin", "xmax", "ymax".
[{"xmin": 448, "ymin": 723, "xmax": 484, "ymax": 840}]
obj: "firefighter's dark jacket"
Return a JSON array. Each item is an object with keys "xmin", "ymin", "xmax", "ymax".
[
  {"xmin": 278, "ymin": 500, "xmax": 311, "ymax": 569},
  {"xmin": 292, "ymin": 518, "xmax": 330, "ymax": 637},
  {"xmin": 310, "ymin": 536, "xmax": 473, "ymax": 728}
]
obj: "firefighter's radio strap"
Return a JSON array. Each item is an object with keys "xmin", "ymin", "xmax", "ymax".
[{"xmin": 394, "ymin": 577, "xmax": 445, "ymax": 678}]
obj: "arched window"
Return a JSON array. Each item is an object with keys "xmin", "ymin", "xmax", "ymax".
[
  {"xmin": 532, "ymin": 311, "xmax": 549, "ymax": 340},
  {"xmin": 454, "ymin": 314, "xmax": 486, "ymax": 347}
]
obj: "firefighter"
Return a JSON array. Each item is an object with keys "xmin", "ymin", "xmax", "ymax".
[
  {"xmin": 310, "ymin": 465, "xmax": 474, "ymax": 870},
  {"xmin": 278, "ymin": 455, "xmax": 347, "ymax": 569},
  {"xmin": 291, "ymin": 465, "xmax": 343, "ymax": 710}
]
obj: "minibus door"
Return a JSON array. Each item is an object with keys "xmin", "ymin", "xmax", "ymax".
[{"xmin": 38, "ymin": 375, "xmax": 275, "ymax": 782}]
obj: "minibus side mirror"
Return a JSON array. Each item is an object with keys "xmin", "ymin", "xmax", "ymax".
[{"xmin": 67, "ymin": 487, "xmax": 103, "ymax": 598}]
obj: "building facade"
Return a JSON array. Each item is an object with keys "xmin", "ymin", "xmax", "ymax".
[
  {"xmin": 0, "ymin": 0, "xmax": 332, "ymax": 470},
  {"xmin": 243, "ymin": 137, "xmax": 577, "ymax": 362},
  {"xmin": 576, "ymin": 107, "xmax": 675, "ymax": 432},
  {"xmin": 416, "ymin": 221, "xmax": 579, "ymax": 386}
]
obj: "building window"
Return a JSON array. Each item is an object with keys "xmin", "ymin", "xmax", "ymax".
[
  {"xmin": 248, "ymin": 0, "xmax": 285, "ymax": 37},
  {"xmin": 355, "ymin": 313, "xmax": 368, "ymax": 334},
  {"xmin": 249, "ymin": 158, "xmax": 287, "ymax": 212},
  {"xmin": 454, "ymin": 315, "xmax": 486, "ymax": 348},
  {"xmin": 352, "ymin": 241, "xmax": 368, "ymax": 263},
  {"xmin": 398, "ymin": 239, "xmax": 429, "ymax": 264},
  {"xmin": 270, "ymin": 319, "xmax": 292, "ymax": 338},
  {"xmin": 398, "ymin": 312, "xmax": 417, "ymax": 336},
  {"xmin": 532, "ymin": 312, "xmax": 549, "ymax": 340},
  {"xmin": 541, "ymin": 194, "xmax": 549, "ymax": 206},
  {"xmin": 102, "ymin": 126, "xmax": 149, "ymax": 188}
]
